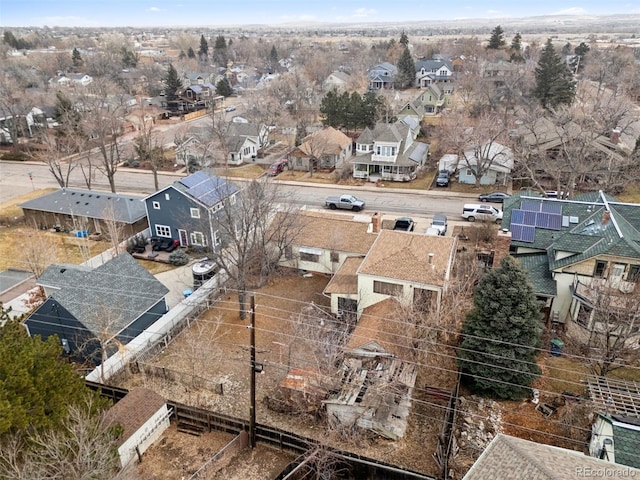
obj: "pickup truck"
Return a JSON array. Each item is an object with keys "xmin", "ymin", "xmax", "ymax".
[
  {"xmin": 325, "ymin": 194, "xmax": 365, "ymax": 211},
  {"xmin": 393, "ymin": 217, "xmax": 415, "ymax": 232}
]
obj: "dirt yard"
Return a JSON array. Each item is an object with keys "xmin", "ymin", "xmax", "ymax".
[{"xmin": 119, "ymin": 271, "xmax": 454, "ymax": 477}]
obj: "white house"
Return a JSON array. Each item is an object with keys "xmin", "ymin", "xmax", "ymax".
[
  {"xmin": 323, "ymin": 71, "xmax": 351, "ymax": 91},
  {"xmin": 457, "ymin": 142, "xmax": 513, "ymax": 185},
  {"xmin": 102, "ymin": 388, "xmax": 171, "ymax": 468}
]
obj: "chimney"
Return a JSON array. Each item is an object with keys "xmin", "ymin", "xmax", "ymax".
[
  {"xmin": 493, "ymin": 230, "xmax": 512, "ymax": 268},
  {"xmin": 602, "ymin": 210, "xmax": 610, "ymax": 225},
  {"xmin": 428, "ymin": 253, "xmax": 434, "ymax": 266},
  {"xmin": 371, "ymin": 212, "xmax": 381, "ymax": 233},
  {"xmin": 610, "ymin": 128, "xmax": 621, "ymax": 144}
]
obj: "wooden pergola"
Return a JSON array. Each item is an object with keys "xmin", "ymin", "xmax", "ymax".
[{"xmin": 587, "ymin": 375, "xmax": 640, "ymax": 417}]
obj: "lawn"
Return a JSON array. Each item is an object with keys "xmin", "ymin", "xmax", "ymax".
[{"xmin": 214, "ymin": 164, "xmax": 265, "ymax": 179}]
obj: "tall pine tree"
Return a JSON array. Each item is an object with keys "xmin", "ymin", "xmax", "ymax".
[
  {"xmin": 269, "ymin": 45, "xmax": 278, "ymax": 71},
  {"xmin": 198, "ymin": 34, "xmax": 209, "ymax": 61},
  {"xmin": 164, "ymin": 63, "xmax": 182, "ymax": 101},
  {"xmin": 458, "ymin": 256, "xmax": 543, "ymax": 400},
  {"xmin": 509, "ymin": 33, "xmax": 523, "ymax": 63},
  {"xmin": 396, "ymin": 46, "xmax": 416, "ymax": 90},
  {"xmin": 187, "ymin": 46, "xmax": 196, "ymax": 59},
  {"xmin": 71, "ymin": 47, "xmax": 82, "ymax": 67},
  {"xmin": 533, "ymin": 38, "xmax": 576, "ymax": 109},
  {"xmin": 213, "ymin": 35, "xmax": 228, "ymax": 67},
  {"xmin": 487, "ymin": 25, "xmax": 506, "ymax": 49}
]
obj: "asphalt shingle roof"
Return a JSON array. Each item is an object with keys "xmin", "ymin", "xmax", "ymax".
[
  {"xmin": 39, "ymin": 254, "xmax": 168, "ymax": 338},
  {"xmin": 103, "ymin": 387, "xmax": 166, "ymax": 446},
  {"xmin": 19, "ymin": 189, "xmax": 146, "ymax": 224},
  {"xmin": 611, "ymin": 415, "xmax": 640, "ymax": 468}
]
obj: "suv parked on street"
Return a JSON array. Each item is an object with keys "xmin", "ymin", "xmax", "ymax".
[{"xmin": 461, "ymin": 204, "xmax": 503, "ymax": 223}]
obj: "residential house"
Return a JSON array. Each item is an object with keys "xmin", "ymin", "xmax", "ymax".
[
  {"xmin": 438, "ymin": 154, "xmax": 459, "ymax": 174},
  {"xmin": 324, "ymin": 299, "xmax": 417, "ymax": 440},
  {"xmin": 398, "ymin": 99, "xmax": 427, "ymax": 122},
  {"xmin": 457, "ymin": 142, "xmax": 513, "ymax": 185},
  {"xmin": 178, "ymin": 83, "xmax": 218, "ymax": 111},
  {"xmin": 351, "ymin": 122, "xmax": 429, "ymax": 182},
  {"xmin": 590, "ymin": 413, "xmax": 640, "ymax": 469},
  {"xmin": 144, "ymin": 170, "xmax": 239, "ymax": 249},
  {"xmin": 279, "ymin": 211, "xmax": 377, "ymax": 276},
  {"xmin": 480, "ymin": 61, "xmax": 517, "ymax": 87},
  {"xmin": 501, "ymin": 191, "xmax": 640, "ymax": 343},
  {"xmin": 19, "ymin": 188, "xmax": 148, "ymax": 241},
  {"xmin": 463, "ymin": 433, "xmax": 640, "ymax": 479},
  {"xmin": 289, "ymin": 126, "xmax": 352, "ymax": 172},
  {"xmin": 184, "ymin": 72, "xmax": 213, "ymax": 85},
  {"xmin": 117, "ymin": 69, "xmax": 149, "ymax": 95},
  {"xmin": 225, "ymin": 134, "xmax": 259, "ymax": 166},
  {"xmin": 367, "ymin": 62, "xmax": 397, "ymax": 90},
  {"xmin": 414, "ymin": 84, "xmax": 450, "ymax": 116},
  {"xmin": 323, "ymin": 71, "xmax": 352, "ymax": 92},
  {"xmin": 227, "ymin": 122, "xmax": 270, "ymax": 151},
  {"xmin": 24, "ymin": 253, "xmax": 169, "ymax": 364},
  {"xmin": 415, "ymin": 59, "xmax": 454, "ymax": 87},
  {"xmin": 69, "ymin": 73, "xmax": 93, "ymax": 87},
  {"xmin": 102, "ymin": 388, "xmax": 171, "ymax": 468}
]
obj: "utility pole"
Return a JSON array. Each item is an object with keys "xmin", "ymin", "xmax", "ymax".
[{"xmin": 249, "ymin": 294, "xmax": 256, "ymax": 448}]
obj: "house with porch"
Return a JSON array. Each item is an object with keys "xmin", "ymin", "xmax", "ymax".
[
  {"xmin": 19, "ymin": 188, "xmax": 147, "ymax": 241},
  {"xmin": 367, "ymin": 62, "xmax": 397, "ymax": 90},
  {"xmin": 501, "ymin": 191, "xmax": 640, "ymax": 344},
  {"xmin": 324, "ymin": 228, "xmax": 457, "ymax": 317},
  {"xmin": 144, "ymin": 170, "xmax": 239, "ymax": 250},
  {"xmin": 289, "ymin": 126, "xmax": 352, "ymax": 172},
  {"xmin": 24, "ymin": 253, "xmax": 169, "ymax": 365},
  {"xmin": 350, "ymin": 122, "xmax": 429, "ymax": 182},
  {"xmin": 323, "ymin": 71, "xmax": 352, "ymax": 92},
  {"xmin": 415, "ymin": 59, "xmax": 454, "ymax": 87}
]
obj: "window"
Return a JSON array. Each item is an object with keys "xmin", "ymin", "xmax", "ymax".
[
  {"xmin": 152, "ymin": 201, "xmax": 160, "ymax": 210},
  {"xmin": 373, "ymin": 280, "xmax": 403, "ymax": 296},
  {"xmin": 155, "ymin": 225, "xmax": 171, "ymax": 237},
  {"xmin": 213, "ymin": 231, "xmax": 220, "ymax": 246},
  {"xmin": 330, "ymin": 251, "xmax": 339, "ymax": 263},
  {"xmin": 190, "ymin": 231, "xmax": 207, "ymax": 246},
  {"xmin": 190, "ymin": 208, "xmax": 200, "ymax": 219},
  {"xmin": 576, "ymin": 304, "xmax": 593, "ymax": 328},
  {"xmin": 164, "ymin": 193, "xmax": 170, "ymax": 201},
  {"xmin": 300, "ymin": 252, "xmax": 320, "ymax": 263},
  {"xmin": 629, "ymin": 265, "xmax": 640, "ymax": 282},
  {"xmin": 594, "ymin": 260, "xmax": 607, "ymax": 278}
]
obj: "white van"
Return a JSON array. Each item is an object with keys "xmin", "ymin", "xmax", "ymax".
[{"xmin": 461, "ymin": 204, "xmax": 503, "ymax": 223}]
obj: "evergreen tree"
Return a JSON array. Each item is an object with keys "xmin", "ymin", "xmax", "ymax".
[
  {"xmin": 269, "ymin": 45, "xmax": 278, "ymax": 71},
  {"xmin": 396, "ymin": 46, "xmax": 416, "ymax": 89},
  {"xmin": 0, "ymin": 317, "xmax": 103, "ymax": 436},
  {"xmin": 509, "ymin": 33, "xmax": 523, "ymax": 63},
  {"xmin": 54, "ymin": 91, "xmax": 82, "ymax": 134},
  {"xmin": 215, "ymin": 78, "xmax": 232, "ymax": 97},
  {"xmin": 178, "ymin": 50, "xmax": 186, "ymax": 60},
  {"xmin": 487, "ymin": 25, "xmax": 506, "ymax": 50},
  {"xmin": 121, "ymin": 47, "xmax": 139, "ymax": 68},
  {"xmin": 164, "ymin": 63, "xmax": 182, "ymax": 101},
  {"xmin": 533, "ymin": 38, "xmax": 576, "ymax": 109},
  {"xmin": 187, "ymin": 46, "xmax": 196, "ymax": 59},
  {"xmin": 574, "ymin": 42, "xmax": 590, "ymax": 57},
  {"xmin": 561, "ymin": 42, "xmax": 572, "ymax": 56},
  {"xmin": 458, "ymin": 257, "xmax": 543, "ymax": 400},
  {"xmin": 213, "ymin": 35, "xmax": 228, "ymax": 66},
  {"xmin": 319, "ymin": 89, "xmax": 342, "ymax": 128},
  {"xmin": 71, "ymin": 47, "xmax": 83, "ymax": 67},
  {"xmin": 399, "ymin": 31, "xmax": 409, "ymax": 47},
  {"xmin": 198, "ymin": 34, "xmax": 209, "ymax": 61}
]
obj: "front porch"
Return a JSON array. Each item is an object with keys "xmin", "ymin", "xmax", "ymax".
[{"xmin": 352, "ymin": 163, "xmax": 417, "ymax": 182}]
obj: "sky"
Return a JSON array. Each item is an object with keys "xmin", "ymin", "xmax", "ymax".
[{"xmin": 1, "ymin": 0, "xmax": 639, "ymax": 27}]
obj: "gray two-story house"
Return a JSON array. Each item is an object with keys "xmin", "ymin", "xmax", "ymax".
[{"xmin": 144, "ymin": 170, "xmax": 239, "ymax": 250}]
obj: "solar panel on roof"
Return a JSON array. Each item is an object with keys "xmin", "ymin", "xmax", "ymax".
[
  {"xmin": 512, "ymin": 209, "xmax": 525, "ymax": 224},
  {"xmin": 523, "ymin": 210, "xmax": 537, "ymax": 226},
  {"xmin": 535, "ymin": 212, "xmax": 562, "ymax": 230},
  {"xmin": 511, "ymin": 224, "xmax": 536, "ymax": 242},
  {"xmin": 521, "ymin": 200, "xmax": 542, "ymax": 212},
  {"xmin": 180, "ymin": 171, "xmax": 209, "ymax": 188},
  {"xmin": 541, "ymin": 202, "xmax": 562, "ymax": 214},
  {"xmin": 548, "ymin": 213, "xmax": 562, "ymax": 230}
]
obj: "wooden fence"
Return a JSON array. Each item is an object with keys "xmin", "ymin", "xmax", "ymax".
[{"xmin": 131, "ymin": 361, "xmax": 224, "ymax": 395}]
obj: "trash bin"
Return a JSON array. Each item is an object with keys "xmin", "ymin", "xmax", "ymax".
[
  {"xmin": 550, "ymin": 339, "xmax": 565, "ymax": 357},
  {"xmin": 182, "ymin": 289, "xmax": 193, "ymax": 298}
]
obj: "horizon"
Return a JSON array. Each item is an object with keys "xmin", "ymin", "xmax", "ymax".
[{"xmin": 2, "ymin": 0, "xmax": 640, "ymax": 28}]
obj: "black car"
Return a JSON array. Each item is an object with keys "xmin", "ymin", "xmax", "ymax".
[
  {"xmin": 150, "ymin": 236, "xmax": 179, "ymax": 252},
  {"xmin": 393, "ymin": 217, "xmax": 415, "ymax": 232},
  {"xmin": 478, "ymin": 192, "xmax": 511, "ymax": 203},
  {"xmin": 436, "ymin": 170, "xmax": 450, "ymax": 187}
]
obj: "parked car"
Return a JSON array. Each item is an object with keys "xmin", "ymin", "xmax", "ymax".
[
  {"xmin": 430, "ymin": 214, "xmax": 448, "ymax": 235},
  {"xmin": 393, "ymin": 217, "xmax": 415, "ymax": 232},
  {"xmin": 150, "ymin": 237, "xmax": 179, "ymax": 252},
  {"xmin": 325, "ymin": 194, "xmax": 365, "ymax": 211},
  {"xmin": 225, "ymin": 105, "xmax": 236, "ymax": 112},
  {"xmin": 478, "ymin": 192, "xmax": 511, "ymax": 203},
  {"xmin": 436, "ymin": 170, "xmax": 450, "ymax": 187},
  {"xmin": 461, "ymin": 204, "xmax": 503, "ymax": 223},
  {"xmin": 267, "ymin": 159, "xmax": 288, "ymax": 176}
]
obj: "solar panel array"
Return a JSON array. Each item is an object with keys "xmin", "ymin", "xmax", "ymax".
[
  {"xmin": 511, "ymin": 224, "xmax": 536, "ymax": 242},
  {"xmin": 179, "ymin": 171, "xmax": 209, "ymax": 188},
  {"xmin": 510, "ymin": 199, "xmax": 565, "ymax": 242},
  {"xmin": 178, "ymin": 172, "xmax": 238, "ymax": 207}
]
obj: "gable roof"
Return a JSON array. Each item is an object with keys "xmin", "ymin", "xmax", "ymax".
[
  {"xmin": 291, "ymin": 212, "xmax": 377, "ymax": 255},
  {"xmin": 358, "ymin": 230, "xmax": 456, "ymax": 287},
  {"xmin": 299, "ymin": 126, "xmax": 351, "ymax": 156},
  {"xmin": 347, "ymin": 298, "xmax": 405, "ymax": 354},
  {"xmin": 227, "ymin": 122, "xmax": 260, "ymax": 138},
  {"xmin": 102, "ymin": 388, "xmax": 166, "ymax": 446},
  {"xmin": 19, "ymin": 188, "xmax": 146, "ymax": 224},
  {"xmin": 415, "ymin": 59, "xmax": 453, "ymax": 72},
  {"xmin": 463, "ymin": 433, "xmax": 640, "ymax": 479},
  {"xmin": 323, "ymin": 256, "xmax": 364, "ymax": 295},
  {"xmin": 35, "ymin": 253, "xmax": 169, "ymax": 338},
  {"xmin": 503, "ymin": 191, "xmax": 640, "ymax": 272},
  {"xmin": 462, "ymin": 142, "xmax": 513, "ymax": 172},
  {"xmin": 170, "ymin": 171, "xmax": 239, "ymax": 208}
]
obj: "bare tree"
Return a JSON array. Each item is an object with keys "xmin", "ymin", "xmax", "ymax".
[
  {"xmin": 132, "ymin": 107, "xmax": 165, "ymax": 191},
  {"xmin": 22, "ymin": 225, "xmax": 59, "ymax": 280},
  {"xmin": 101, "ymin": 201, "xmax": 127, "ymax": 256},
  {"xmin": 0, "ymin": 397, "xmax": 121, "ymax": 480},
  {"xmin": 210, "ymin": 179, "xmax": 303, "ymax": 320},
  {"xmin": 0, "ymin": 72, "xmax": 36, "ymax": 153},
  {"xmin": 28, "ymin": 130, "xmax": 77, "ymax": 188}
]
